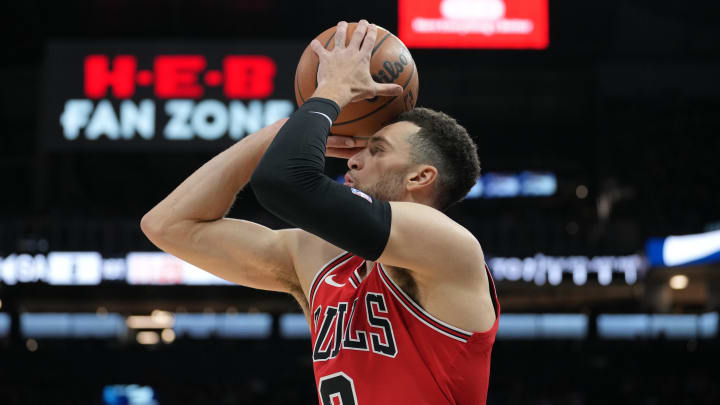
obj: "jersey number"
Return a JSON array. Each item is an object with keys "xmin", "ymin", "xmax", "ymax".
[{"xmin": 319, "ymin": 372, "xmax": 358, "ymax": 405}]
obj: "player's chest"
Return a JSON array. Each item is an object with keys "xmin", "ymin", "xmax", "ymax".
[{"xmin": 311, "ymin": 288, "xmax": 398, "ymax": 362}]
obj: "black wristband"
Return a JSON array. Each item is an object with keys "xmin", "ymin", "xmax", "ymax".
[{"xmin": 305, "ymin": 97, "xmax": 341, "ymax": 119}]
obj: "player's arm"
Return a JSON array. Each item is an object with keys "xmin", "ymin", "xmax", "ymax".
[
  {"xmin": 140, "ymin": 119, "xmax": 300, "ymax": 293},
  {"xmin": 140, "ymin": 119, "xmax": 360, "ymax": 295},
  {"xmin": 250, "ymin": 21, "xmax": 401, "ymax": 260},
  {"xmin": 379, "ymin": 201, "xmax": 484, "ymax": 275},
  {"xmin": 143, "ymin": 218, "xmax": 301, "ymax": 293},
  {"xmin": 249, "ymin": 21, "xmax": 481, "ymax": 276}
]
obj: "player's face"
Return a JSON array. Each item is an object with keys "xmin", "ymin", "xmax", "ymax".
[{"xmin": 345, "ymin": 121, "xmax": 420, "ymax": 202}]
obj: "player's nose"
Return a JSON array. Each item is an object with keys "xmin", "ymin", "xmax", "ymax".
[{"xmin": 347, "ymin": 151, "xmax": 363, "ymax": 170}]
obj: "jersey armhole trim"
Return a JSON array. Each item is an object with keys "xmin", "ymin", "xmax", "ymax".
[
  {"xmin": 377, "ymin": 264, "xmax": 473, "ymax": 343},
  {"xmin": 466, "ymin": 263, "xmax": 501, "ymax": 342},
  {"xmin": 485, "ymin": 263, "xmax": 501, "ymax": 320}
]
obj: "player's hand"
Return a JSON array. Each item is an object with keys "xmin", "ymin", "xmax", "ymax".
[
  {"xmin": 310, "ymin": 20, "xmax": 403, "ymax": 108},
  {"xmin": 326, "ymin": 135, "xmax": 367, "ymax": 159}
]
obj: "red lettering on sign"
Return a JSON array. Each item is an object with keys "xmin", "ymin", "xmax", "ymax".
[
  {"xmin": 223, "ymin": 56, "xmax": 277, "ymax": 98},
  {"xmin": 84, "ymin": 55, "xmax": 137, "ymax": 99},
  {"xmin": 154, "ymin": 55, "xmax": 206, "ymax": 98},
  {"xmin": 136, "ymin": 70, "xmax": 153, "ymax": 86},
  {"xmin": 82, "ymin": 54, "xmax": 279, "ymax": 99},
  {"xmin": 204, "ymin": 70, "xmax": 223, "ymax": 86}
]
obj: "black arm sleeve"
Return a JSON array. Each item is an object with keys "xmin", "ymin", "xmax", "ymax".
[{"xmin": 250, "ymin": 98, "xmax": 392, "ymax": 260}]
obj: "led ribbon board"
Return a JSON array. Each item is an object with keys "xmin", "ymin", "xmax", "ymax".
[
  {"xmin": 43, "ymin": 41, "xmax": 300, "ymax": 151},
  {"xmin": 646, "ymin": 229, "xmax": 720, "ymax": 267},
  {"xmin": 398, "ymin": 0, "xmax": 549, "ymax": 49},
  {"xmin": 0, "ymin": 252, "xmax": 646, "ymax": 286}
]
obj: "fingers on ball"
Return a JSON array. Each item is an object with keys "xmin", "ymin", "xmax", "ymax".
[
  {"xmin": 350, "ymin": 20, "xmax": 369, "ymax": 49},
  {"xmin": 335, "ymin": 21, "xmax": 348, "ymax": 48},
  {"xmin": 310, "ymin": 40, "xmax": 327, "ymax": 56},
  {"xmin": 361, "ymin": 24, "xmax": 377, "ymax": 54}
]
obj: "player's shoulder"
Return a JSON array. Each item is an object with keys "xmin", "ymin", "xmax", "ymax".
[
  {"xmin": 388, "ymin": 200, "xmax": 467, "ymax": 226},
  {"xmin": 388, "ymin": 201, "xmax": 481, "ymax": 250},
  {"xmin": 383, "ymin": 201, "xmax": 486, "ymax": 282},
  {"xmin": 279, "ymin": 228, "xmax": 348, "ymax": 295}
]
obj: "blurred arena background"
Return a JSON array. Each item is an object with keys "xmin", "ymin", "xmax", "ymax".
[{"xmin": 2, "ymin": 0, "xmax": 720, "ymax": 404}]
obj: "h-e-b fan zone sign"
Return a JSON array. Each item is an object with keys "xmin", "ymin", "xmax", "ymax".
[{"xmin": 44, "ymin": 42, "xmax": 301, "ymax": 151}]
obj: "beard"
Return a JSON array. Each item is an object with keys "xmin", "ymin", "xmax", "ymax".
[{"xmin": 355, "ymin": 167, "xmax": 408, "ymax": 202}]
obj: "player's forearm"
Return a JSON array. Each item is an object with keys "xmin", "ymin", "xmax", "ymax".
[
  {"xmin": 141, "ymin": 121, "xmax": 284, "ymax": 232},
  {"xmin": 251, "ymin": 99, "xmax": 391, "ymax": 260}
]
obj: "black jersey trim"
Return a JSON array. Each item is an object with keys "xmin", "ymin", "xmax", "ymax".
[
  {"xmin": 377, "ymin": 264, "xmax": 472, "ymax": 343},
  {"xmin": 346, "ymin": 261, "xmax": 365, "ymax": 290},
  {"xmin": 352, "ymin": 262, "xmax": 365, "ymax": 285},
  {"xmin": 485, "ymin": 263, "xmax": 500, "ymax": 318},
  {"xmin": 353, "ymin": 269, "xmax": 363, "ymax": 286}
]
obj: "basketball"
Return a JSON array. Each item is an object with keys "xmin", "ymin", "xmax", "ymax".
[{"xmin": 294, "ymin": 22, "xmax": 419, "ymax": 137}]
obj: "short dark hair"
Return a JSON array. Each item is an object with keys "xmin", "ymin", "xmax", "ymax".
[{"xmin": 394, "ymin": 107, "xmax": 480, "ymax": 210}]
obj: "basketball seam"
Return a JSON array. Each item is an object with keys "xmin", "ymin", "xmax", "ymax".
[
  {"xmin": 296, "ymin": 32, "xmax": 338, "ymax": 105},
  {"xmin": 296, "ymin": 69, "xmax": 306, "ymax": 104},
  {"xmin": 297, "ymin": 31, "xmax": 414, "ymax": 127},
  {"xmin": 371, "ymin": 33, "xmax": 391, "ymax": 55}
]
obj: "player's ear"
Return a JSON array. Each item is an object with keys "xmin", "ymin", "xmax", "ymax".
[{"xmin": 406, "ymin": 165, "xmax": 438, "ymax": 191}]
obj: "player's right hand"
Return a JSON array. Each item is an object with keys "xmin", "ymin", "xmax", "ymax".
[
  {"xmin": 310, "ymin": 20, "xmax": 403, "ymax": 108},
  {"xmin": 326, "ymin": 135, "xmax": 367, "ymax": 159}
]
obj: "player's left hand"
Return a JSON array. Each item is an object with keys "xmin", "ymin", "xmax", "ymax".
[
  {"xmin": 326, "ymin": 135, "xmax": 367, "ymax": 159},
  {"xmin": 310, "ymin": 20, "xmax": 403, "ymax": 108}
]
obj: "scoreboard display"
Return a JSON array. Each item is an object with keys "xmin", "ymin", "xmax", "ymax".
[
  {"xmin": 399, "ymin": 0, "xmax": 549, "ymax": 49},
  {"xmin": 43, "ymin": 41, "xmax": 301, "ymax": 151}
]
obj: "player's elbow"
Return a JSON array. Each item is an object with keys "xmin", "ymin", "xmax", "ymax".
[
  {"xmin": 249, "ymin": 163, "xmax": 275, "ymax": 196},
  {"xmin": 140, "ymin": 212, "xmax": 166, "ymax": 240},
  {"xmin": 251, "ymin": 167, "xmax": 327, "ymax": 226},
  {"xmin": 250, "ymin": 163, "xmax": 294, "ymax": 207}
]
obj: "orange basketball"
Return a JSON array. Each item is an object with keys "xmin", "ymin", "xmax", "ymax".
[{"xmin": 294, "ymin": 22, "xmax": 419, "ymax": 137}]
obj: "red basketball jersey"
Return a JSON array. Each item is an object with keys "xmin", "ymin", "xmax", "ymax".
[{"xmin": 309, "ymin": 252, "xmax": 500, "ymax": 405}]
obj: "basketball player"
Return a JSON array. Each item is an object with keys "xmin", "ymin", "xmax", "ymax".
[{"xmin": 141, "ymin": 20, "xmax": 499, "ymax": 405}]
